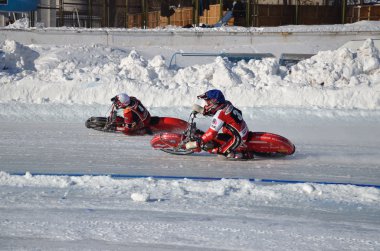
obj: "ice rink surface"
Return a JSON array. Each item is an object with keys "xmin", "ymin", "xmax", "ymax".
[
  {"xmin": 1, "ymin": 108, "xmax": 380, "ymax": 250},
  {"xmin": 1, "ymin": 108, "xmax": 379, "ymax": 186}
]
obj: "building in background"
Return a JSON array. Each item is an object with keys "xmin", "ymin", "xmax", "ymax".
[{"xmin": 0, "ymin": 0, "xmax": 379, "ymax": 28}]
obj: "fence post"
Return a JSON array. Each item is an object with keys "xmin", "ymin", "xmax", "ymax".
[
  {"xmin": 219, "ymin": 0, "xmax": 223, "ymax": 22},
  {"xmin": 141, "ymin": 0, "xmax": 145, "ymax": 28},
  {"xmin": 367, "ymin": 6, "xmax": 370, "ymax": 20},
  {"xmin": 88, "ymin": 0, "xmax": 92, "ymax": 28},
  {"xmin": 125, "ymin": 0, "xmax": 128, "ymax": 28},
  {"xmin": 253, "ymin": 0, "xmax": 258, "ymax": 27},
  {"xmin": 102, "ymin": 0, "xmax": 106, "ymax": 27},
  {"xmin": 341, "ymin": 0, "xmax": 346, "ymax": 24},
  {"xmin": 59, "ymin": 0, "xmax": 64, "ymax": 27},
  {"xmin": 194, "ymin": 0, "xmax": 199, "ymax": 26},
  {"xmin": 145, "ymin": 0, "xmax": 148, "ymax": 28},
  {"xmin": 29, "ymin": 11, "xmax": 35, "ymax": 27},
  {"xmin": 246, "ymin": 0, "xmax": 251, "ymax": 26},
  {"xmin": 295, "ymin": 0, "xmax": 299, "ymax": 25}
]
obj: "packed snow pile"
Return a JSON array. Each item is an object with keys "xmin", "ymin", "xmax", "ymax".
[
  {"xmin": 0, "ymin": 40, "xmax": 38, "ymax": 73},
  {"xmin": 1, "ymin": 170, "xmax": 380, "ymax": 250},
  {"xmin": 0, "ymin": 38, "xmax": 379, "ymax": 112},
  {"xmin": 1, "ymin": 172, "xmax": 379, "ymax": 206},
  {"xmin": 4, "ymin": 19, "xmax": 380, "ymax": 33},
  {"xmin": 150, "ymin": 21, "xmax": 380, "ymax": 33},
  {"xmin": 286, "ymin": 39, "xmax": 380, "ymax": 87},
  {"xmin": 4, "ymin": 17, "xmax": 29, "ymax": 29},
  {"xmin": 247, "ymin": 20, "xmax": 380, "ymax": 33}
]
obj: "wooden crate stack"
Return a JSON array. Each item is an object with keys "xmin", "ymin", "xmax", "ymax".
[
  {"xmin": 126, "ymin": 4, "xmax": 237, "ymax": 28},
  {"xmin": 148, "ymin": 11, "xmax": 160, "ymax": 28},
  {"xmin": 199, "ymin": 4, "xmax": 220, "ymax": 25},
  {"xmin": 159, "ymin": 4, "xmax": 224, "ymax": 27},
  {"xmin": 160, "ymin": 7, "xmax": 193, "ymax": 27},
  {"xmin": 127, "ymin": 13, "xmax": 142, "ymax": 28}
]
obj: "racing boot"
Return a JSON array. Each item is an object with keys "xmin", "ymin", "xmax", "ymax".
[
  {"xmin": 226, "ymin": 151, "xmax": 244, "ymax": 160},
  {"xmin": 225, "ymin": 151, "xmax": 254, "ymax": 160}
]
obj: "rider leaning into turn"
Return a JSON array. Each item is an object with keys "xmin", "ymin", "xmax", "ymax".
[
  {"xmin": 109, "ymin": 93, "xmax": 151, "ymax": 135},
  {"xmin": 186, "ymin": 89, "xmax": 254, "ymax": 160}
]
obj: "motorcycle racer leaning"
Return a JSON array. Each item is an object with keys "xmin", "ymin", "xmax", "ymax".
[
  {"xmin": 109, "ymin": 93, "xmax": 151, "ymax": 135},
  {"xmin": 185, "ymin": 89, "xmax": 254, "ymax": 160}
]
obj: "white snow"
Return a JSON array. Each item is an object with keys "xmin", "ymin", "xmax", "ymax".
[
  {"xmin": 4, "ymin": 17, "xmax": 29, "ymax": 29},
  {"xmin": 0, "ymin": 21, "xmax": 380, "ymax": 250}
]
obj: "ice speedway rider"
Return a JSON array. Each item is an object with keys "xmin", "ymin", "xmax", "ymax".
[
  {"xmin": 108, "ymin": 93, "xmax": 151, "ymax": 135},
  {"xmin": 185, "ymin": 89, "xmax": 254, "ymax": 160}
]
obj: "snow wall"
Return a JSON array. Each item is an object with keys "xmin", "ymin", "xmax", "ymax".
[{"xmin": 1, "ymin": 28, "xmax": 380, "ymax": 58}]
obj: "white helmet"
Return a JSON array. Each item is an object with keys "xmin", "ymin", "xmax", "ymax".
[{"xmin": 111, "ymin": 93, "xmax": 130, "ymax": 108}]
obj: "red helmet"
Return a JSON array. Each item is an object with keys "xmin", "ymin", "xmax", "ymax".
[
  {"xmin": 197, "ymin": 89, "xmax": 226, "ymax": 116},
  {"xmin": 111, "ymin": 93, "xmax": 130, "ymax": 108}
]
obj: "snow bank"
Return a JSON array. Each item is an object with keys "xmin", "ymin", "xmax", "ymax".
[
  {"xmin": 4, "ymin": 18, "xmax": 29, "ymax": 29},
  {"xmin": 5, "ymin": 19, "xmax": 380, "ymax": 33},
  {"xmin": 0, "ymin": 38, "xmax": 379, "ymax": 113},
  {"xmin": 0, "ymin": 40, "xmax": 38, "ymax": 73},
  {"xmin": 1, "ymin": 170, "xmax": 379, "ymax": 250},
  {"xmin": 286, "ymin": 39, "xmax": 380, "ymax": 87},
  {"xmin": 1, "ymin": 172, "xmax": 379, "ymax": 206},
  {"xmin": 161, "ymin": 20, "xmax": 379, "ymax": 34}
]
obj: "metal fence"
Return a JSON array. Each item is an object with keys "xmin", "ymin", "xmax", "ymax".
[{"xmin": 26, "ymin": 0, "xmax": 380, "ymax": 28}]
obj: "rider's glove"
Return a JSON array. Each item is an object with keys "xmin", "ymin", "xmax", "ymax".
[
  {"xmin": 185, "ymin": 141, "xmax": 199, "ymax": 149},
  {"xmin": 185, "ymin": 138, "xmax": 202, "ymax": 152},
  {"xmin": 192, "ymin": 104, "xmax": 204, "ymax": 115}
]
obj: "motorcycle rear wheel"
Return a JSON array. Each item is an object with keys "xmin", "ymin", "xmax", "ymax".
[{"xmin": 85, "ymin": 117, "xmax": 108, "ymax": 131}]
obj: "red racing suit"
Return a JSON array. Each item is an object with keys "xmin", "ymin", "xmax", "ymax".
[
  {"xmin": 116, "ymin": 97, "xmax": 151, "ymax": 134},
  {"xmin": 201, "ymin": 101, "xmax": 249, "ymax": 155}
]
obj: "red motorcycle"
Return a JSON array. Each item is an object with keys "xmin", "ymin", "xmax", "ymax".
[
  {"xmin": 151, "ymin": 111, "xmax": 296, "ymax": 158},
  {"xmin": 85, "ymin": 104, "xmax": 188, "ymax": 135}
]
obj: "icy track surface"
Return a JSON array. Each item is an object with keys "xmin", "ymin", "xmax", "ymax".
[
  {"xmin": 1, "ymin": 108, "xmax": 380, "ymax": 250},
  {"xmin": 0, "ymin": 107, "xmax": 379, "ymax": 186}
]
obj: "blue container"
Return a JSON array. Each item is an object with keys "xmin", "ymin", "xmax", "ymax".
[{"xmin": 0, "ymin": 0, "xmax": 38, "ymax": 12}]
